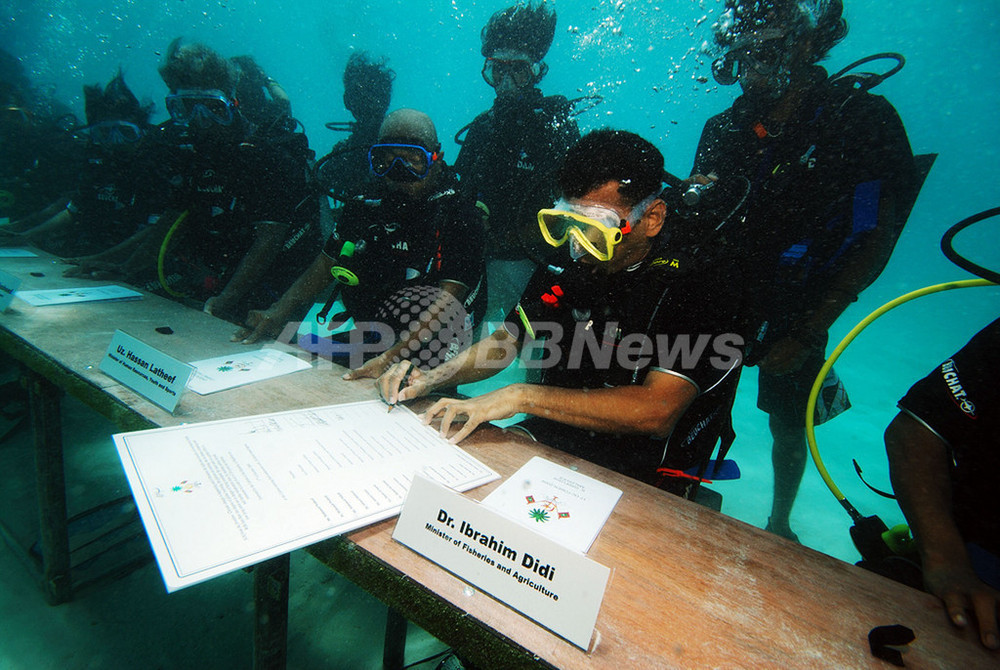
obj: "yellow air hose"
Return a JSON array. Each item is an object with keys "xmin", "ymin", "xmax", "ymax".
[
  {"xmin": 157, "ymin": 210, "xmax": 190, "ymax": 298},
  {"xmin": 805, "ymin": 278, "xmax": 997, "ymax": 519}
]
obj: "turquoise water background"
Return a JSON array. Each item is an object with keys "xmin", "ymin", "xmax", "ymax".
[{"xmin": 3, "ymin": 0, "xmax": 998, "ymax": 563}]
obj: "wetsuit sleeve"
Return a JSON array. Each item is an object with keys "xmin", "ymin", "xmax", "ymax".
[
  {"xmin": 805, "ymin": 92, "xmax": 917, "ymax": 302},
  {"xmin": 898, "ymin": 317, "xmax": 1000, "ymax": 450}
]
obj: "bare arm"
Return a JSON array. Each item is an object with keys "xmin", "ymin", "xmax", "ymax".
[
  {"xmin": 424, "ymin": 367, "xmax": 697, "ymax": 445},
  {"xmin": 375, "ymin": 328, "xmax": 522, "ymax": 403},
  {"xmin": 205, "ymin": 221, "xmax": 287, "ymax": 318},
  {"xmin": 885, "ymin": 412, "xmax": 1000, "ymax": 650},
  {"xmin": 233, "ymin": 251, "xmax": 335, "ymax": 343}
]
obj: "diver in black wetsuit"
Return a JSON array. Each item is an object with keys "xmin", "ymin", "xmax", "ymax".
[
  {"xmin": 378, "ymin": 130, "xmax": 744, "ymax": 502},
  {"xmin": 454, "ymin": 0, "xmax": 579, "ymax": 323},
  {"xmin": 314, "ymin": 52, "xmax": 396, "ymax": 206},
  {"xmin": 691, "ymin": 0, "xmax": 922, "ymax": 541},
  {"xmin": 886, "ymin": 317, "xmax": 1000, "ymax": 651},
  {"xmin": 0, "ymin": 48, "xmax": 84, "ymax": 225},
  {"xmin": 230, "ymin": 54, "xmax": 293, "ymax": 131},
  {"xmin": 6, "ymin": 70, "xmax": 159, "ymax": 257},
  {"xmin": 234, "ymin": 109, "xmax": 487, "ymax": 382},
  {"xmin": 67, "ymin": 40, "xmax": 321, "ymax": 324}
]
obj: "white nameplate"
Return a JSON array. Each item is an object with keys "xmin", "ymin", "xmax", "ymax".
[
  {"xmin": 393, "ymin": 474, "xmax": 611, "ymax": 650},
  {"xmin": 99, "ymin": 330, "xmax": 193, "ymax": 413},
  {"xmin": 0, "ymin": 269, "xmax": 22, "ymax": 312}
]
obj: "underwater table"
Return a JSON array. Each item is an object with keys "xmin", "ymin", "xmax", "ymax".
[
  {"xmin": 306, "ymin": 416, "xmax": 997, "ymax": 670},
  {"xmin": 0, "ymin": 252, "xmax": 376, "ymax": 606},
  {"xmin": 0, "ymin": 252, "xmax": 995, "ymax": 669}
]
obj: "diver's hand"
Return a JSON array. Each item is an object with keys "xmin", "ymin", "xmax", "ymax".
[
  {"xmin": 344, "ymin": 351, "xmax": 398, "ymax": 382},
  {"xmin": 232, "ymin": 307, "xmax": 285, "ymax": 344},
  {"xmin": 422, "ymin": 386, "xmax": 523, "ymax": 444},
  {"xmin": 62, "ymin": 259, "xmax": 123, "ymax": 280},
  {"xmin": 922, "ymin": 558, "xmax": 1000, "ymax": 649},
  {"xmin": 204, "ymin": 294, "xmax": 238, "ymax": 320},
  {"xmin": 756, "ymin": 336, "xmax": 811, "ymax": 376},
  {"xmin": 370, "ymin": 360, "xmax": 430, "ymax": 405},
  {"xmin": 684, "ymin": 172, "xmax": 718, "ymax": 186}
]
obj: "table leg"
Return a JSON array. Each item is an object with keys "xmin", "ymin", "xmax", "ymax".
[
  {"xmin": 28, "ymin": 371, "xmax": 72, "ymax": 605},
  {"xmin": 383, "ymin": 607, "xmax": 407, "ymax": 670},
  {"xmin": 253, "ymin": 553, "xmax": 290, "ymax": 670}
]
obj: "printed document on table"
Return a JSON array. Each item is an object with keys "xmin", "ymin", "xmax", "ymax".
[
  {"xmin": 186, "ymin": 348, "xmax": 313, "ymax": 395},
  {"xmin": 15, "ymin": 284, "xmax": 142, "ymax": 305},
  {"xmin": 114, "ymin": 400, "xmax": 499, "ymax": 592},
  {"xmin": 481, "ymin": 457, "xmax": 622, "ymax": 554},
  {"xmin": 0, "ymin": 248, "xmax": 38, "ymax": 257}
]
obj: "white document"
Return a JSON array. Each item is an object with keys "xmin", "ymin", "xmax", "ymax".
[
  {"xmin": 0, "ymin": 247, "xmax": 37, "ymax": 257},
  {"xmin": 186, "ymin": 348, "xmax": 312, "ymax": 395},
  {"xmin": 15, "ymin": 284, "xmax": 142, "ymax": 305},
  {"xmin": 114, "ymin": 400, "xmax": 499, "ymax": 592},
  {"xmin": 481, "ymin": 457, "xmax": 622, "ymax": 554}
]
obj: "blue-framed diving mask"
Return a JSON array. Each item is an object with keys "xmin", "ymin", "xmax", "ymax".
[
  {"xmin": 368, "ymin": 143, "xmax": 440, "ymax": 182},
  {"xmin": 165, "ymin": 89, "xmax": 238, "ymax": 127}
]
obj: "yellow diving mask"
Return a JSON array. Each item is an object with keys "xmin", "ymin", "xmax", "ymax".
[{"xmin": 537, "ymin": 193, "xmax": 658, "ymax": 261}]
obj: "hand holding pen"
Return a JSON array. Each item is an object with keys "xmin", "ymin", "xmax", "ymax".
[{"xmin": 379, "ymin": 360, "xmax": 419, "ymax": 412}]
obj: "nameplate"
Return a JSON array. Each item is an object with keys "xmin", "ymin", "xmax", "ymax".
[
  {"xmin": 99, "ymin": 330, "xmax": 193, "ymax": 413},
  {"xmin": 393, "ymin": 474, "xmax": 611, "ymax": 650},
  {"xmin": 0, "ymin": 269, "xmax": 21, "ymax": 312}
]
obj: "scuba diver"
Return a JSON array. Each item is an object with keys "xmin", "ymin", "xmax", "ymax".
[
  {"xmin": 314, "ymin": 52, "xmax": 396, "ymax": 206},
  {"xmin": 691, "ymin": 0, "xmax": 924, "ymax": 542},
  {"xmin": 376, "ymin": 129, "xmax": 744, "ymax": 503},
  {"xmin": 233, "ymin": 108, "xmax": 487, "ymax": 383},
  {"xmin": 230, "ymin": 54, "xmax": 293, "ymax": 130},
  {"xmin": 885, "ymin": 316, "xmax": 1000, "ymax": 651},
  {"xmin": 0, "ymin": 48, "xmax": 84, "ymax": 225},
  {"xmin": 3, "ymin": 70, "xmax": 159, "ymax": 257},
  {"xmin": 66, "ymin": 39, "xmax": 321, "ymax": 324},
  {"xmin": 454, "ymin": 0, "xmax": 580, "ymax": 323}
]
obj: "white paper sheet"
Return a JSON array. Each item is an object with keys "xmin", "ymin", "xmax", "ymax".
[
  {"xmin": 15, "ymin": 284, "xmax": 142, "ymax": 305},
  {"xmin": 114, "ymin": 400, "xmax": 499, "ymax": 592},
  {"xmin": 481, "ymin": 457, "xmax": 622, "ymax": 554},
  {"xmin": 0, "ymin": 247, "xmax": 38, "ymax": 257},
  {"xmin": 186, "ymin": 348, "xmax": 312, "ymax": 395}
]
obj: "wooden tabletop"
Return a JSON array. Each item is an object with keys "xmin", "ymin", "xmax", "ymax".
[
  {"xmin": 0, "ymin": 253, "xmax": 377, "ymax": 430},
  {"xmin": 3, "ymin": 252, "xmax": 996, "ymax": 669},
  {"xmin": 311, "ymin": 422, "xmax": 996, "ymax": 669}
]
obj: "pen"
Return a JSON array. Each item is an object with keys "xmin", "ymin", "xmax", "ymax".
[{"xmin": 386, "ymin": 364, "xmax": 414, "ymax": 413}]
